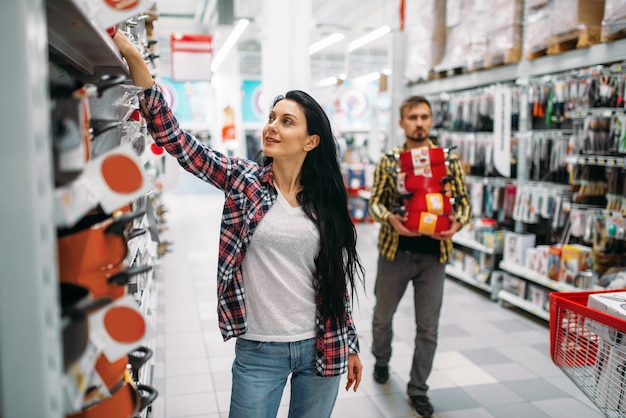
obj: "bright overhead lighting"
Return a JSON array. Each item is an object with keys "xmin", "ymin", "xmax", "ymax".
[
  {"xmin": 316, "ymin": 76, "xmax": 338, "ymax": 87},
  {"xmin": 211, "ymin": 18, "xmax": 250, "ymax": 72},
  {"xmin": 352, "ymin": 71, "xmax": 380, "ymax": 84},
  {"xmin": 347, "ymin": 25, "xmax": 390, "ymax": 52},
  {"xmin": 309, "ymin": 33, "xmax": 345, "ymax": 55}
]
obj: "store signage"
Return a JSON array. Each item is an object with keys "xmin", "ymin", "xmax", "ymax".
[
  {"xmin": 493, "ymin": 86, "xmax": 512, "ymax": 177},
  {"xmin": 170, "ymin": 33, "xmax": 213, "ymax": 81}
]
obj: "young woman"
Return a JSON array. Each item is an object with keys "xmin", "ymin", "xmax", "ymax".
[{"xmin": 113, "ymin": 31, "xmax": 365, "ymax": 418}]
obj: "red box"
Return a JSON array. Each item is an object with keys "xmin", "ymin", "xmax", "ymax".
[
  {"xmin": 398, "ymin": 147, "xmax": 446, "ymax": 172},
  {"xmin": 404, "ymin": 211, "xmax": 451, "ymax": 235},
  {"xmin": 404, "ymin": 193, "xmax": 453, "ymax": 216}
]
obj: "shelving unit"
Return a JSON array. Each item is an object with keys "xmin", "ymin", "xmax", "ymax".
[
  {"xmin": 0, "ymin": 1, "xmax": 64, "ymax": 417},
  {"xmin": 409, "ymin": 10, "xmax": 626, "ymax": 322},
  {"xmin": 446, "ymin": 234, "xmax": 503, "ymax": 300},
  {"xmin": 0, "ymin": 1, "xmax": 159, "ymax": 417}
]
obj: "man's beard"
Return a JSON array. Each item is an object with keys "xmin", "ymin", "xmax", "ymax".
[{"xmin": 407, "ymin": 132, "xmax": 428, "ymax": 143}]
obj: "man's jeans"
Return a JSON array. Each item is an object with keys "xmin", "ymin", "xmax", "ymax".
[
  {"xmin": 372, "ymin": 251, "xmax": 445, "ymax": 396},
  {"xmin": 229, "ymin": 337, "xmax": 341, "ymax": 418}
]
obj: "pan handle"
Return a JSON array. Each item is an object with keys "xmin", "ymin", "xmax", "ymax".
[
  {"xmin": 95, "ymin": 74, "xmax": 126, "ymax": 97},
  {"xmin": 127, "ymin": 346, "xmax": 154, "ymax": 379},
  {"xmin": 62, "ymin": 295, "xmax": 112, "ymax": 320},
  {"xmin": 90, "ymin": 120, "xmax": 121, "ymax": 138},
  {"xmin": 136, "ymin": 384, "xmax": 159, "ymax": 413},
  {"xmin": 128, "ymin": 228, "xmax": 148, "ymax": 240},
  {"xmin": 104, "ymin": 209, "xmax": 147, "ymax": 236},
  {"xmin": 107, "ymin": 264, "xmax": 153, "ymax": 286}
]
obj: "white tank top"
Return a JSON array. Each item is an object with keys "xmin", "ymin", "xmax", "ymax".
[{"xmin": 240, "ymin": 187, "xmax": 319, "ymax": 342}]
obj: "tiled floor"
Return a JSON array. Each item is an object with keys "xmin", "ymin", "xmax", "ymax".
[{"xmin": 150, "ymin": 171, "xmax": 604, "ymax": 418}]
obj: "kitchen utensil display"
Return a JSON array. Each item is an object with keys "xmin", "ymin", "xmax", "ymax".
[
  {"xmin": 57, "ymin": 209, "xmax": 147, "ymax": 279},
  {"xmin": 81, "ymin": 143, "xmax": 153, "ymax": 214},
  {"xmin": 88, "ymin": 295, "xmax": 151, "ymax": 362},
  {"xmin": 73, "ymin": 263, "xmax": 153, "ymax": 300},
  {"xmin": 127, "ymin": 346, "xmax": 154, "ymax": 380},
  {"xmin": 60, "ymin": 283, "xmax": 112, "ymax": 371},
  {"xmin": 49, "ymin": 73, "xmax": 126, "ymax": 186},
  {"xmin": 88, "ymin": 84, "xmax": 142, "ymax": 122},
  {"xmin": 66, "ymin": 380, "xmax": 138, "ymax": 418}
]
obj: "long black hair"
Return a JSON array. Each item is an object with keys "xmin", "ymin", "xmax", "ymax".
[{"xmin": 258, "ymin": 90, "xmax": 365, "ymax": 326}]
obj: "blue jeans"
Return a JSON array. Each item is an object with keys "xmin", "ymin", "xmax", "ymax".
[{"xmin": 229, "ymin": 337, "xmax": 341, "ymax": 418}]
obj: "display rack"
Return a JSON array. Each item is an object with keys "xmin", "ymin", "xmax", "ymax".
[
  {"xmin": 408, "ymin": 7, "xmax": 626, "ymax": 322},
  {"xmin": 0, "ymin": 1, "xmax": 64, "ymax": 417}
]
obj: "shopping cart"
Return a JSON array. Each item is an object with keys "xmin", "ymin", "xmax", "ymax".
[{"xmin": 550, "ymin": 290, "xmax": 626, "ymax": 417}]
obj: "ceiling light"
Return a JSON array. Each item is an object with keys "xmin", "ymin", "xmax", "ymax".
[
  {"xmin": 316, "ymin": 76, "xmax": 338, "ymax": 87},
  {"xmin": 309, "ymin": 33, "xmax": 345, "ymax": 55},
  {"xmin": 347, "ymin": 25, "xmax": 390, "ymax": 52},
  {"xmin": 352, "ymin": 71, "xmax": 380, "ymax": 84},
  {"xmin": 210, "ymin": 18, "xmax": 249, "ymax": 72}
]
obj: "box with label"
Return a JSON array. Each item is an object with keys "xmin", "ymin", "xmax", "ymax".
[
  {"xmin": 559, "ymin": 244, "xmax": 593, "ymax": 285},
  {"xmin": 527, "ymin": 284, "xmax": 550, "ymax": 312},
  {"xmin": 547, "ymin": 245, "xmax": 562, "ymax": 281},
  {"xmin": 525, "ymin": 247, "xmax": 538, "ymax": 271},
  {"xmin": 535, "ymin": 245, "xmax": 551, "ymax": 277},
  {"xmin": 587, "ymin": 292, "xmax": 626, "ymax": 346},
  {"xmin": 503, "ymin": 232, "xmax": 536, "ymax": 266},
  {"xmin": 502, "ymin": 273, "xmax": 527, "ymax": 297}
]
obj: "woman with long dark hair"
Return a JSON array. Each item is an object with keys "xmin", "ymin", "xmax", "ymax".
[{"xmin": 113, "ymin": 31, "xmax": 365, "ymax": 418}]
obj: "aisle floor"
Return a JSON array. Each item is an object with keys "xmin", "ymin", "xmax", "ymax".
[{"xmin": 150, "ymin": 172, "xmax": 604, "ymax": 418}]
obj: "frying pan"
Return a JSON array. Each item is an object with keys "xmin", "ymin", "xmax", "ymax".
[
  {"xmin": 74, "ymin": 264, "xmax": 153, "ymax": 300},
  {"xmin": 127, "ymin": 346, "xmax": 154, "ymax": 381},
  {"xmin": 397, "ymin": 147, "xmax": 447, "ymax": 172},
  {"xmin": 60, "ymin": 283, "xmax": 112, "ymax": 371},
  {"xmin": 94, "ymin": 353, "xmax": 128, "ymax": 392},
  {"xmin": 57, "ymin": 209, "xmax": 147, "ymax": 279},
  {"xmin": 404, "ymin": 211, "xmax": 451, "ymax": 235},
  {"xmin": 66, "ymin": 378, "xmax": 158, "ymax": 418},
  {"xmin": 403, "ymin": 193, "xmax": 453, "ymax": 216}
]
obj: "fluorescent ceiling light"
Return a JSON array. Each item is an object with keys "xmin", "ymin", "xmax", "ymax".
[
  {"xmin": 211, "ymin": 18, "xmax": 249, "ymax": 72},
  {"xmin": 352, "ymin": 71, "xmax": 380, "ymax": 84},
  {"xmin": 347, "ymin": 25, "xmax": 390, "ymax": 52},
  {"xmin": 316, "ymin": 76, "xmax": 338, "ymax": 87},
  {"xmin": 309, "ymin": 33, "xmax": 345, "ymax": 55}
]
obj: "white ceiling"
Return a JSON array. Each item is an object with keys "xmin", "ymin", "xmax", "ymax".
[{"xmin": 153, "ymin": 0, "xmax": 396, "ymax": 81}]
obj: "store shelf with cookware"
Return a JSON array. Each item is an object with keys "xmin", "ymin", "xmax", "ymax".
[
  {"xmin": 46, "ymin": 0, "xmax": 167, "ymax": 417},
  {"xmin": 407, "ymin": 0, "xmax": 626, "ymax": 321}
]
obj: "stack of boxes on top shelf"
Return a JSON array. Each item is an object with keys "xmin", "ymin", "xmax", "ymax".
[{"xmin": 396, "ymin": 147, "xmax": 453, "ymax": 235}]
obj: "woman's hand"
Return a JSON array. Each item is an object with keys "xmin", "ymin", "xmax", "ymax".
[
  {"xmin": 112, "ymin": 30, "xmax": 155, "ymax": 90},
  {"xmin": 345, "ymin": 353, "xmax": 362, "ymax": 392}
]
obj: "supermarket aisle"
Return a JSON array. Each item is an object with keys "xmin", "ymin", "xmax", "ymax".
[{"xmin": 150, "ymin": 170, "xmax": 603, "ymax": 418}]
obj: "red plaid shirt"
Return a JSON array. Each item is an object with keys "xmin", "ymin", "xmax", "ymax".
[{"xmin": 142, "ymin": 84, "xmax": 359, "ymax": 376}]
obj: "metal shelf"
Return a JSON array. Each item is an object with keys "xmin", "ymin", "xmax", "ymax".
[
  {"xmin": 46, "ymin": 0, "xmax": 129, "ymax": 76},
  {"xmin": 564, "ymin": 154, "xmax": 626, "ymax": 167},
  {"xmin": 409, "ymin": 38, "xmax": 626, "ymax": 96},
  {"xmin": 499, "ymin": 260, "xmax": 577, "ymax": 292},
  {"xmin": 445, "ymin": 264, "xmax": 493, "ymax": 294},
  {"xmin": 498, "ymin": 290, "xmax": 550, "ymax": 321},
  {"xmin": 452, "ymin": 234, "xmax": 502, "ymax": 254}
]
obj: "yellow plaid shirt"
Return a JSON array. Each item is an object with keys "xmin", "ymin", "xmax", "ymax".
[{"xmin": 368, "ymin": 142, "xmax": 472, "ymax": 264}]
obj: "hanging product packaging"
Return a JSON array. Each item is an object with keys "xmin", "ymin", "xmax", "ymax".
[
  {"xmin": 88, "ymin": 294, "xmax": 151, "ymax": 362},
  {"xmin": 82, "ymin": 0, "xmax": 154, "ymax": 31},
  {"xmin": 403, "ymin": 193, "xmax": 453, "ymax": 216},
  {"xmin": 404, "ymin": 211, "xmax": 451, "ymax": 235}
]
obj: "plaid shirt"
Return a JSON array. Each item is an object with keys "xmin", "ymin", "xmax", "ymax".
[
  {"xmin": 142, "ymin": 84, "xmax": 358, "ymax": 376},
  {"xmin": 368, "ymin": 142, "xmax": 471, "ymax": 264}
]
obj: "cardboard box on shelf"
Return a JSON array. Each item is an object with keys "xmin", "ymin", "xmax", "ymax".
[
  {"xmin": 535, "ymin": 245, "xmax": 551, "ymax": 277},
  {"xmin": 503, "ymin": 232, "xmax": 536, "ymax": 266},
  {"xmin": 547, "ymin": 245, "xmax": 562, "ymax": 281},
  {"xmin": 558, "ymin": 244, "xmax": 593, "ymax": 285},
  {"xmin": 527, "ymin": 284, "xmax": 550, "ymax": 312},
  {"xmin": 502, "ymin": 273, "xmax": 527, "ymax": 297}
]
